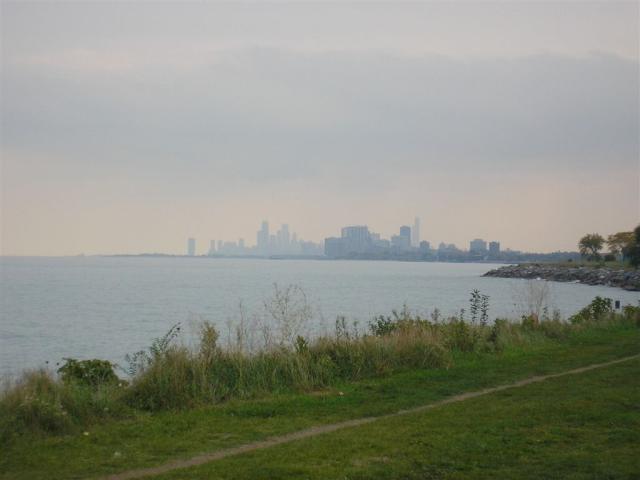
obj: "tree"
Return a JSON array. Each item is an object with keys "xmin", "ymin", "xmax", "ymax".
[
  {"xmin": 578, "ymin": 233, "xmax": 604, "ymax": 261},
  {"xmin": 628, "ymin": 225, "xmax": 640, "ymax": 268},
  {"xmin": 606, "ymin": 231, "xmax": 634, "ymax": 258}
]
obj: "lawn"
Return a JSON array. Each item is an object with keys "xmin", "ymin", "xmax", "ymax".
[{"xmin": 157, "ymin": 356, "xmax": 640, "ymax": 480}]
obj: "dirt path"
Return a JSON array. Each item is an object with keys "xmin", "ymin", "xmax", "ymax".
[{"xmin": 98, "ymin": 354, "xmax": 640, "ymax": 480}]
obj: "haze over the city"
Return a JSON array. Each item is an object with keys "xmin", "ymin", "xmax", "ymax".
[{"xmin": 1, "ymin": 2, "xmax": 638, "ymax": 256}]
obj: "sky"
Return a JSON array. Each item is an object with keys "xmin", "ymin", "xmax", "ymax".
[{"xmin": 1, "ymin": 1, "xmax": 639, "ymax": 255}]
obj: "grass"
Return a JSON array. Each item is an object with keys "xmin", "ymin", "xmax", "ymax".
[
  {"xmin": 154, "ymin": 357, "xmax": 640, "ymax": 480},
  {"xmin": 1, "ymin": 318, "xmax": 639, "ymax": 480},
  {"xmin": 551, "ymin": 259, "xmax": 633, "ymax": 270}
]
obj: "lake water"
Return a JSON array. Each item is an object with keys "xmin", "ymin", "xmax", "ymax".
[{"xmin": 1, "ymin": 256, "xmax": 638, "ymax": 377}]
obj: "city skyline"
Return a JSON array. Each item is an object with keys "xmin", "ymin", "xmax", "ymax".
[{"xmin": 180, "ymin": 217, "xmax": 528, "ymax": 259}]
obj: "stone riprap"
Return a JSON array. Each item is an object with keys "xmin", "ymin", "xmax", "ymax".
[{"xmin": 483, "ymin": 264, "xmax": 640, "ymax": 291}]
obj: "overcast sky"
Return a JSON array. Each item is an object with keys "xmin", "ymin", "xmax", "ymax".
[{"xmin": 1, "ymin": 1, "xmax": 639, "ymax": 255}]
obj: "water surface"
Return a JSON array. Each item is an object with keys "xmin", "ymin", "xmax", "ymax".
[{"xmin": 1, "ymin": 256, "xmax": 638, "ymax": 376}]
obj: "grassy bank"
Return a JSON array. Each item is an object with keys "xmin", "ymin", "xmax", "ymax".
[
  {"xmin": 1, "ymin": 296, "xmax": 639, "ymax": 479},
  {"xmin": 3, "ymin": 295, "xmax": 637, "ymax": 437},
  {"xmin": 155, "ymin": 356, "xmax": 640, "ymax": 480}
]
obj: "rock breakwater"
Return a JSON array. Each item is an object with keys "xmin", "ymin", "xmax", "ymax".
[{"xmin": 483, "ymin": 264, "xmax": 640, "ymax": 291}]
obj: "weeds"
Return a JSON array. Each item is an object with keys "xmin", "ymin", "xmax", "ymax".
[{"xmin": 1, "ymin": 290, "xmax": 638, "ymax": 442}]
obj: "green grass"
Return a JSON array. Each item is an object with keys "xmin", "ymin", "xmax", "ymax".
[
  {"xmin": 1, "ymin": 322, "xmax": 638, "ymax": 480},
  {"xmin": 551, "ymin": 259, "xmax": 632, "ymax": 270},
  {"xmin": 156, "ymin": 357, "xmax": 640, "ymax": 480}
]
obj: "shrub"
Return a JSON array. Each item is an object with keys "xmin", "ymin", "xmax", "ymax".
[
  {"xmin": 58, "ymin": 358, "xmax": 119, "ymax": 387},
  {"xmin": 570, "ymin": 296, "xmax": 613, "ymax": 324}
]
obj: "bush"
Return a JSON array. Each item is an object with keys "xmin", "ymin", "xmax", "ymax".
[
  {"xmin": 570, "ymin": 296, "xmax": 613, "ymax": 324},
  {"xmin": 58, "ymin": 358, "xmax": 119, "ymax": 387}
]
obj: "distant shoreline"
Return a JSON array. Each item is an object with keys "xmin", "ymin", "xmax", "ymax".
[{"xmin": 100, "ymin": 254, "xmax": 513, "ymax": 264}]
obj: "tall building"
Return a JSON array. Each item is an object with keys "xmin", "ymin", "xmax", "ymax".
[
  {"xmin": 412, "ymin": 217, "xmax": 421, "ymax": 247},
  {"xmin": 208, "ymin": 240, "xmax": 216, "ymax": 255},
  {"xmin": 187, "ymin": 237, "xmax": 196, "ymax": 256},
  {"xmin": 277, "ymin": 224, "xmax": 290, "ymax": 251},
  {"xmin": 489, "ymin": 241, "xmax": 501, "ymax": 256},
  {"xmin": 392, "ymin": 226, "xmax": 412, "ymax": 251},
  {"xmin": 324, "ymin": 237, "xmax": 345, "ymax": 258},
  {"xmin": 256, "ymin": 221, "xmax": 269, "ymax": 254},
  {"xmin": 341, "ymin": 225, "xmax": 371, "ymax": 254},
  {"xmin": 469, "ymin": 238, "xmax": 488, "ymax": 254}
]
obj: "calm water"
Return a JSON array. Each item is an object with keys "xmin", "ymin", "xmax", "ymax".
[{"xmin": 1, "ymin": 256, "xmax": 638, "ymax": 376}]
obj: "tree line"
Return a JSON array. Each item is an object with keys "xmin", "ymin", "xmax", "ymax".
[{"xmin": 578, "ymin": 225, "xmax": 640, "ymax": 267}]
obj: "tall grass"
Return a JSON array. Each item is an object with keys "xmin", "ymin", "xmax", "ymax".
[
  {"xmin": 0, "ymin": 370, "xmax": 127, "ymax": 441},
  {"xmin": 2, "ymin": 293, "xmax": 638, "ymax": 441}
]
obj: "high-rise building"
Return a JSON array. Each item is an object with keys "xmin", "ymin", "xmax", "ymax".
[
  {"xmin": 256, "ymin": 221, "xmax": 269, "ymax": 254},
  {"xmin": 341, "ymin": 225, "xmax": 372, "ymax": 254},
  {"xmin": 412, "ymin": 217, "xmax": 421, "ymax": 247},
  {"xmin": 324, "ymin": 237, "xmax": 345, "ymax": 258},
  {"xmin": 277, "ymin": 224, "xmax": 290, "ymax": 251},
  {"xmin": 392, "ymin": 226, "xmax": 412, "ymax": 251},
  {"xmin": 489, "ymin": 241, "xmax": 501, "ymax": 256},
  {"xmin": 187, "ymin": 237, "xmax": 196, "ymax": 256},
  {"xmin": 208, "ymin": 240, "xmax": 216, "ymax": 255},
  {"xmin": 282, "ymin": 224, "xmax": 290, "ymax": 248},
  {"xmin": 470, "ymin": 238, "xmax": 488, "ymax": 254}
]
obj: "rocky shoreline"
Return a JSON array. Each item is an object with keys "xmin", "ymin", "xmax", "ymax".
[{"xmin": 483, "ymin": 264, "xmax": 640, "ymax": 291}]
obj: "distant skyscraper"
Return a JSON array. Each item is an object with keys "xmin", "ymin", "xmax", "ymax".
[
  {"xmin": 394, "ymin": 226, "xmax": 412, "ymax": 251},
  {"xmin": 412, "ymin": 217, "xmax": 421, "ymax": 247},
  {"xmin": 489, "ymin": 241, "xmax": 501, "ymax": 256},
  {"xmin": 324, "ymin": 237, "xmax": 345, "ymax": 258},
  {"xmin": 470, "ymin": 238, "xmax": 488, "ymax": 254},
  {"xmin": 208, "ymin": 240, "xmax": 216, "ymax": 255},
  {"xmin": 280, "ymin": 224, "xmax": 290, "ymax": 249},
  {"xmin": 257, "ymin": 221, "xmax": 269, "ymax": 254},
  {"xmin": 341, "ymin": 225, "xmax": 371, "ymax": 254},
  {"xmin": 187, "ymin": 237, "xmax": 196, "ymax": 256}
]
